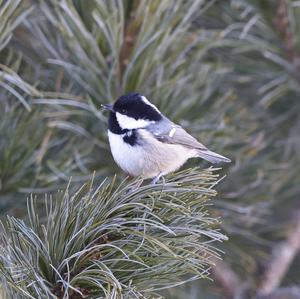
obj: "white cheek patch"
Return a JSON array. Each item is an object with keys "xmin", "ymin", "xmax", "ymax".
[
  {"xmin": 141, "ymin": 96, "xmax": 161, "ymax": 114},
  {"xmin": 116, "ymin": 112, "xmax": 154, "ymax": 129}
]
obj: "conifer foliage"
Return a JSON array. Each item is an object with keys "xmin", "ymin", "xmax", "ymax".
[
  {"xmin": 0, "ymin": 169, "xmax": 225, "ymax": 298},
  {"xmin": 1, "ymin": 0, "xmax": 300, "ymax": 298}
]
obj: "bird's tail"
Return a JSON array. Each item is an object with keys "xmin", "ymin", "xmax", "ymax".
[{"xmin": 197, "ymin": 149, "xmax": 231, "ymax": 164}]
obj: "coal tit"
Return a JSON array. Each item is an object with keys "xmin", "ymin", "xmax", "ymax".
[{"xmin": 103, "ymin": 93, "xmax": 230, "ymax": 184}]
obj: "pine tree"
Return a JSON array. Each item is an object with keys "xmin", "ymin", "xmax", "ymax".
[
  {"xmin": 0, "ymin": 1, "xmax": 228, "ymax": 298},
  {"xmin": 1, "ymin": 0, "xmax": 300, "ymax": 298}
]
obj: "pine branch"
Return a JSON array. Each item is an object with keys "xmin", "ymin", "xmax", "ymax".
[{"xmin": 0, "ymin": 168, "xmax": 226, "ymax": 298}]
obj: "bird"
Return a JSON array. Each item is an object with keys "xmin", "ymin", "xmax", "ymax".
[{"xmin": 103, "ymin": 93, "xmax": 230, "ymax": 184}]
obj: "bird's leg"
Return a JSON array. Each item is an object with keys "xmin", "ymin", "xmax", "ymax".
[
  {"xmin": 133, "ymin": 178, "xmax": 144, "ymax": 189},
  {"xmin": 151, "ymin": 173, "xmax": 164, "ymax": 185},
  {"xmin": 128, "ymin": 178, "xmax": 144, "ymax": 191}
]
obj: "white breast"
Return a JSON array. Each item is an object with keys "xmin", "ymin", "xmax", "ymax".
[
  {"xmin": 108, "ymin": 131, "xmax": 150, "ymax": 177},
  {"xmin": 108, "ymin": 130, "xmax": 198, "ymax": 179}
]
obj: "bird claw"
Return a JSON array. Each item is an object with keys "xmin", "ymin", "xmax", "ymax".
[{"xmin": 151, "ymin": 173, "xmax": 165, "ymax": 185}]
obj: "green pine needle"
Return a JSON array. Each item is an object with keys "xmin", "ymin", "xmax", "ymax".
[{"xmin": 0, "ymin": 168, "xmax": 226, "ymax": 298}]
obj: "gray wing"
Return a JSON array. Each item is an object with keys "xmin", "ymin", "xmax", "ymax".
[
  {"xmin": 148, "ymin": 117, "xmax": 208, "ymax": 150},
  {"xmin": 147, "ymin": 117, "xmax": 231, "ymax": 164}
]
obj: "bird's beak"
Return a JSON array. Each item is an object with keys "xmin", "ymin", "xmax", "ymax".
[{"xmin": 101, "ymin": 103, "xmax": 114, "ymax": 112}]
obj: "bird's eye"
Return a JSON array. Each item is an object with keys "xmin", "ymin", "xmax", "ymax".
[{"xmin": 121, "ymin": 109, "xmax": 126, "ymax": 114}]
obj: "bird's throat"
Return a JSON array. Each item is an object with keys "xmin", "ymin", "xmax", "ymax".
[{"xmin": 108, "ymin": 112, "xmax": 126, "ymax": 134}]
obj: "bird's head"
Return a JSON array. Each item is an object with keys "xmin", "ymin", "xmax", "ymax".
[{"xmin": 103, "ymin": 93, "xmax": 162, "ymax": 130}]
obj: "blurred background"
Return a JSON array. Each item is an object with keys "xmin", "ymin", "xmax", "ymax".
[{"xmin": 1, "ymin": 0, "xmax": 300, "ymax": 298}]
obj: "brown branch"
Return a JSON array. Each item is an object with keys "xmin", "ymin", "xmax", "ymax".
[
  {"xmin": 257, "ymin": 210, "xmax": 300, "ymax": 296},
  {"xmin": 211, "ymin": 259, "xmax": 242, "ymax": 299},
  {"xmin": 273, "ymin": 0, "xmax": 300, "ymax": 73},
  {"xmin": 118, "ymin": 1, "xmax": 141, "ymax": 82},
  {"xmin": 274, "ymin": 0, "xmax": 295, "ymax": 62},
  {"xmin": 211, "ymin": 209, "xmax": 300, "ymax": 298}
]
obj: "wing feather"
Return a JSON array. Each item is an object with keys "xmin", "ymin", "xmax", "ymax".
[
  {"xmin": 149, "ymin": 118, "xmax": 207, "ymax": 150},
  {"xmin": 148, "ymin": 118, "xmax": 231, "ymax": 163}
]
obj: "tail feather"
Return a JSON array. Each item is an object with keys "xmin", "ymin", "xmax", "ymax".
[{"xmin": 197, "ymin": 149, "xmax": 231, "ymax": 164}]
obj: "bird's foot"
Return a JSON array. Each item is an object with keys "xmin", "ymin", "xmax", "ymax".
[
  {"xmin": 129, "ymin": 179, "xmax": 144, "ymax": 191},
  {"xmin": 151, "ymin": 173, "xmax": 165, "ymax": 185}
]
